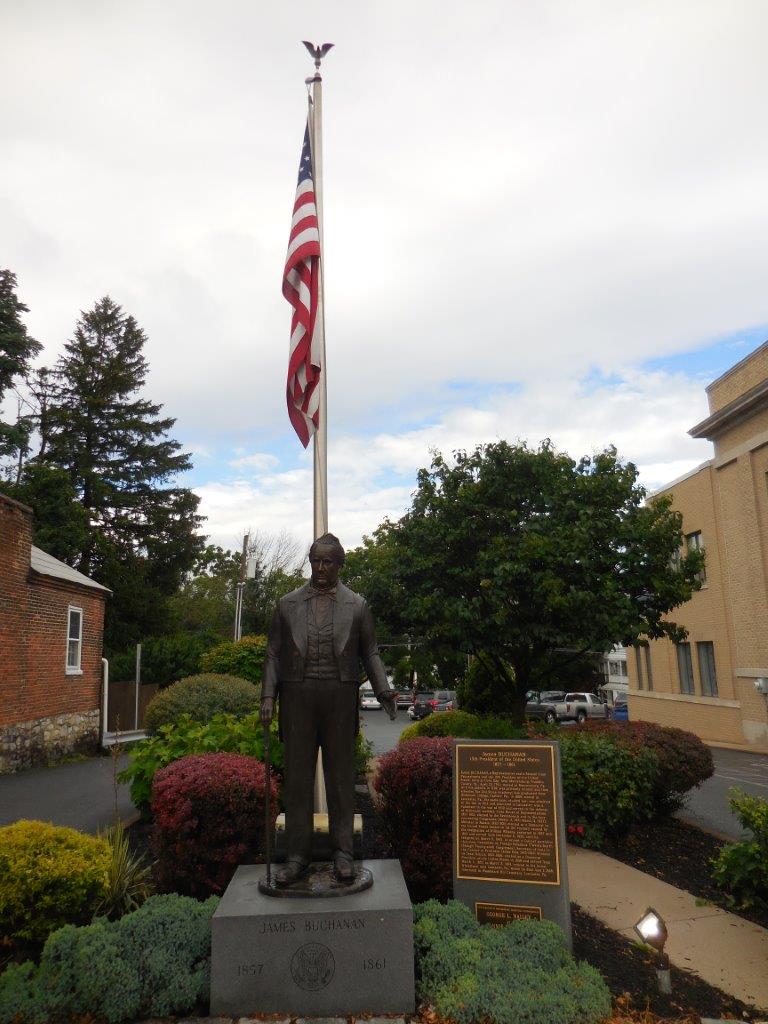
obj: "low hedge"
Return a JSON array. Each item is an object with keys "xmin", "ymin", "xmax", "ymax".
[
  {"xmin": 399, "ymin": 710, "xmax": 528, "ymax": 743},
  {"xmin": 414, "ymin": 900, "xmax": 611, "ymax": 1024},
  {"xmin": 144, "ymin": 673, "xmax": 260, "ymax": 734},
  {"xmin": 0, "ymin": 821, "xmax": 111, "ymax": 949},
  {"xmin": 152, "ymin": 752, "xmax": 278, "ymax": 897},
  {"xmin": 0, "ymin": 893, "xmax": 218, "ymax": 1024},
  {"xmin": 199, "ymin": 634, "xmax": 268, "ymax": 684},
  {"xmin": 575, "ymin": 719, "xmax": 713, "ymax": 812}
]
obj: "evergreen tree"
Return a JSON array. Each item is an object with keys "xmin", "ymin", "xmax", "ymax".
[
  {"xmin": 0, "ymin": 270, "xmax": 41, "ymax": 467},
  {"xmin": 42, "ymin": 296, "xmax": 204, "ymax": 647}
]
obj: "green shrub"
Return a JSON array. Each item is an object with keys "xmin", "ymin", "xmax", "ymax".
[
  {"xmin": 355, "ymin": 731, "xmax": 374, "ymax": 776},
  {"xmin": 200, "ymin": 634, "xmax": 268, "ymax": 683},
  {"xmin": 144, "ymin": 673, "xmax": 260, "ymax": 734},
  {"xmin": 119, "ymin": 711, "xmax": 283, "ymax": 810},
  {"xmin": 0, "ymin": 821, "xmax": 110, "ymax": 948},
  {"xmin": 110, "ymin": 631, "xmax": 221, "ymax": 686},
  {"xmin": 0, "ymin": 893, "xmax": 218, "ymax": 1024},
  {"xmin": 712, "ymin": 789, "xmax": 768, "ymax": 911},
  {"xmin": 414, "ymin": 900, "xmax": 611, "ymax": 1024},
  {"xmin": 559, "ymin": 731, "xmax": 658, "ymax": 847},
  {"xmin": 578, "ymin": 719, "xmax": 713, "ymax": 812},
  {"xmin": 400, "ymin": 710, "xmax": 528, "ymax": 743}
]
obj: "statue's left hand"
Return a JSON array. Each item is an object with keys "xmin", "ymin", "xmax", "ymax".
[{"xmin": 378, "ymin": 690, "xmax": 397, "ymax": 721}]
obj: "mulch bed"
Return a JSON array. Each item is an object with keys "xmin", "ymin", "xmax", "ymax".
[
  {"xmin": 601, "ymin": 817, "xmax": 768, "ymax": 931},
  {"xmin": 571, "ymin": 903, "xmax": 761, "ymax": 1022}
]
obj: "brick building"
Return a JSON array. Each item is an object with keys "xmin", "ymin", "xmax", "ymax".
[
  {"xmin": 627, "ymin": 342, "xmax": 768, "ymax": 749},
  {"xmin": 0, "ymin": 491, "xmax": 110, "ymax": 773}
]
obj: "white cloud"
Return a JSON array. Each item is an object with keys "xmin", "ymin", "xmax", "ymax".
[
  {"xmin": 196, "ymin": 365, "xmax": 713, "ymax": 549},
  {"xmin": 228, "ymin": 451, "xmax": 280, "ymax": 472}
]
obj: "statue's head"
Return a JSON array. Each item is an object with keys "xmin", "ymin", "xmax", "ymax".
[{"xmin": 309, "ymin": 533, "xmax": 345, "ymax": 590}]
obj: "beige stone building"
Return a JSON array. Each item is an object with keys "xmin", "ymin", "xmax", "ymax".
[{"xmin": 627, "ymin": 341, "xmax": 768, "ymax": 749}]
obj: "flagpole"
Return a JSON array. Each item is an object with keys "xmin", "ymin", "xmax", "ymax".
[
  {"xmin": 305, "ymin": 42, "xmax": 333, "ymax": 823},
  {"xmin": 309, "ymin": 64, "xmax": 328, "ymax": 540}
]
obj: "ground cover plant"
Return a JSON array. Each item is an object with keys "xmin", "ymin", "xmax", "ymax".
[
  {"xmin": 143, "ymin": 672, "xmax": 260, "ymax": 734},
  {"xmin": 151, "ymin": 752, "xmax": 278, "ymax": 897},
  {"xmin": 0, "ymin": 821, "xmax": 111, "ymax": 952},
  {"xmin": 414, "ymin": 899, "xmax": 611, "ymax": 1024},
  {"xmin": 0, "ymin": 893, "xmax": 217, "ymax": 1024}
]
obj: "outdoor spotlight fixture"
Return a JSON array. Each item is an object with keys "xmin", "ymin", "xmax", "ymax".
[{"xmin": 634, "ymin": 907, "xmax": 671, "ymax": 994}]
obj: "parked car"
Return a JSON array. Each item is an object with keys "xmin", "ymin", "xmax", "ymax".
[
  {"xmin": 395, "ymin": 690, "xmax": 413, "ymax": 709},
  {"xmin": 525, "ymin": 691, "xmax": 565, "ymax": 724},
  {"xmin": 611, "ymin": 695, "xmax": 629, "ymax": 722},
  {"xmin": 559, "ymin": 692, "xmax": 609, "ymax": 723},
  {"xmin": 359, "ymin": 684, "xmax": 380, "ymax": 710},
  {"xmin": 432, "ymin": 690, "xmax": 457, "ymax": 712},
  {"xmin": 410, "ymin": 691, "xmax": 437, "ymax": 720}
]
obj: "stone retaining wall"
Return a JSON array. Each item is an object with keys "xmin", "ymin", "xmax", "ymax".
[{"xmin": 0, "ymin": 708, "xmax": 100, "ymax": 774}]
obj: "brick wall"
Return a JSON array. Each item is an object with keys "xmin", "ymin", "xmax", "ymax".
[{"xmin": 0, "ymin": 493, "xmax": 107, "ymax": 770}]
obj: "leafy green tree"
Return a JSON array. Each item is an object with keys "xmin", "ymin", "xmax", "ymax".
[
  {"xmin": 0, "ymin": 270, "xmax": 41, "ymax": 469},
  {"xmin": 38, "ymin": 296, "xmax": 204, "ymax": 648},
  {"xmin": 379, "ymin": 441, "xmax": 704, "ymax": 723}
]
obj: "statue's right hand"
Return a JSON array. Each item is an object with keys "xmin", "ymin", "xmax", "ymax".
[{"xmin": 260, "ymin": 698, "xmax": 275, "ymax": 726}]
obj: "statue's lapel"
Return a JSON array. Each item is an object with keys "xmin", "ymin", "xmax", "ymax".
[
  {"xmin": 333, "ymin": 583, "xmax": 355, "ymax": 656},
  {"xmin": 289, "ymin": 585, "xmax": 310, "ymax": 656}
]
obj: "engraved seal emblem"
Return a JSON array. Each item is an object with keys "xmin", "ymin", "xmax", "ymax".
[{"xmin": 290, "ymin": 942, "xmax": 335, "ymax": 991}]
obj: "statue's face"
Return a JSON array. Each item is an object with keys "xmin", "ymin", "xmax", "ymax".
[{"xmin": 309, "ymin": 544, "xmax": 341, "ymax": 590}]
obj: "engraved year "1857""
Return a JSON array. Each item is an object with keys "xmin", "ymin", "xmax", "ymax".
[
  {"xmin": 362, "ymin": 957, "xmax": 386, "ymax": 970},
  {"xmin": 238, "ymin": 963, "xmax": 265, "ymax": 976}
]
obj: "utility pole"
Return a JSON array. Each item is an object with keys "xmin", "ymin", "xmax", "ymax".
[{"xmin": 234, "ymin": 532, "xmax": 249, "ymax": 641}]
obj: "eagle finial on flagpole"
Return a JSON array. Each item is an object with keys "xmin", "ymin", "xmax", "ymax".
[{"xmin": 302, "ymin": 41, "xmax": 334, "ymax": 76}]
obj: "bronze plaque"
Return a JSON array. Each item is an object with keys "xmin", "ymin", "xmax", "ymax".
[
  {"xmin": 455, "ymin": 743, "xmax": 560, "ymax": 885},
  {"xmin": 475, "ymin": 902, "xmax": 542, "ymax": 926}
]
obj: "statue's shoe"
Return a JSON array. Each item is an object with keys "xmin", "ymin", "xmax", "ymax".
[
  {"xmin": 274, "ymin": 858, "xmax": 310, "ymax": 887},
  {"xmin": 332, "ymin": 851, "xmax": 356, "ymax": 884}
]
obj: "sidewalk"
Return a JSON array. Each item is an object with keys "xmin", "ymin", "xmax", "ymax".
[
  {"xmin": 0, "ymin": 754, "xmax": 136, "ymax": 833},
  {"xmin": 568, "ymin": 844, "xmax": 768, "ymax": 1011}
]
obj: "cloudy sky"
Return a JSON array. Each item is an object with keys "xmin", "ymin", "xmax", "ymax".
[{"xmin": 3, "ymin": 0, "xmax": 767, "ymax": 553}]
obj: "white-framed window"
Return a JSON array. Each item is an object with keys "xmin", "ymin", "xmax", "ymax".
[{"xmin": 66, "ymin": 606, "xmax": 83, "ymax": 673}]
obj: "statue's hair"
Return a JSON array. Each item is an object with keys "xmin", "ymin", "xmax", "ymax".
[{"xmin": 309, "ymin": 532, "xmax": 345, "ymax": 565}]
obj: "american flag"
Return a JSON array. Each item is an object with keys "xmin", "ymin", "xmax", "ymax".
[{"xmin": 283, "ymin": 121, "xmax": 322, "ymax": 448}]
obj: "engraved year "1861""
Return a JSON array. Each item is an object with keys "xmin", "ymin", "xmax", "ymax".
[{"xmin": 362, "ymin": 957, "xmax": 386, "ymax": 970}]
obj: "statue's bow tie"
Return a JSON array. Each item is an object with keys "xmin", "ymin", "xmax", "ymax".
[{"xmin": 307, "ymin": 585, "xmax": 337, "ymax": 598}]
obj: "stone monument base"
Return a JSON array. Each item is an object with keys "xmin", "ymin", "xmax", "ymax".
[{"xmin": 210, "ymin": 859, "xmax": 415, "ymax": 1018}]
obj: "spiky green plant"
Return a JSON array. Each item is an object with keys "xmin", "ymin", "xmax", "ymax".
[{"xmin": 93, "ymin": 823, "xmax": 153, "ymax": 920}]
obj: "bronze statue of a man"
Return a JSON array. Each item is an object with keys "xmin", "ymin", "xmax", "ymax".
[{"xmin": 260, "ymin": 533, "xmax": 396, "ymax": 886}]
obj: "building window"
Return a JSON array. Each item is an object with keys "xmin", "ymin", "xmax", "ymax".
[
  {"xmin": 686, "ymin": 531, "xmax": 706, "ymax": 583},
  {"xmin": 633, "ymin": 644, "xmax": 652, "ymax": 689},
  {"xmin": 642, "ymin": 643, "xmax": 653, "ymax": 691},
  {"xmin": 66, "ymin": 606, "xmax": 83, "ymax": 673},
  {"xmin": 676, "ymin": 642, "xmax": 695, "ymax": 694},
  {"xmin": 697, "ymin": 641, "xmax": 718, "ymax": 697},
  {"xmin": 620, "ymin": 662, "xmax": 628, "ymax": 678}
]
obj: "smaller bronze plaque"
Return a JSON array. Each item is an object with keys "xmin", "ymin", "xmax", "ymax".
[{"xmin": 475, "ymin": 902, "xmax": 542, "ymax": 926}]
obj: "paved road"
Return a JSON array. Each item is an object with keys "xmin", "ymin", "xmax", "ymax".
[
  {"xmin": 677, "ymin": 746, "xmax": 768, "ymax": 840},
  {"xmin": 360, "ymin": 707, "xmax": 413, "ymax": 754},
  {"xmin": 0, "ymin": 753, "xmax": 136, "ymax": 834}
]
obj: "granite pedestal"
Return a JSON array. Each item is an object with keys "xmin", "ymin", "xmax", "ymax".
[{"xmin": 210, "ymin": 859, "xmax": 414, "ymax": 1017}]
